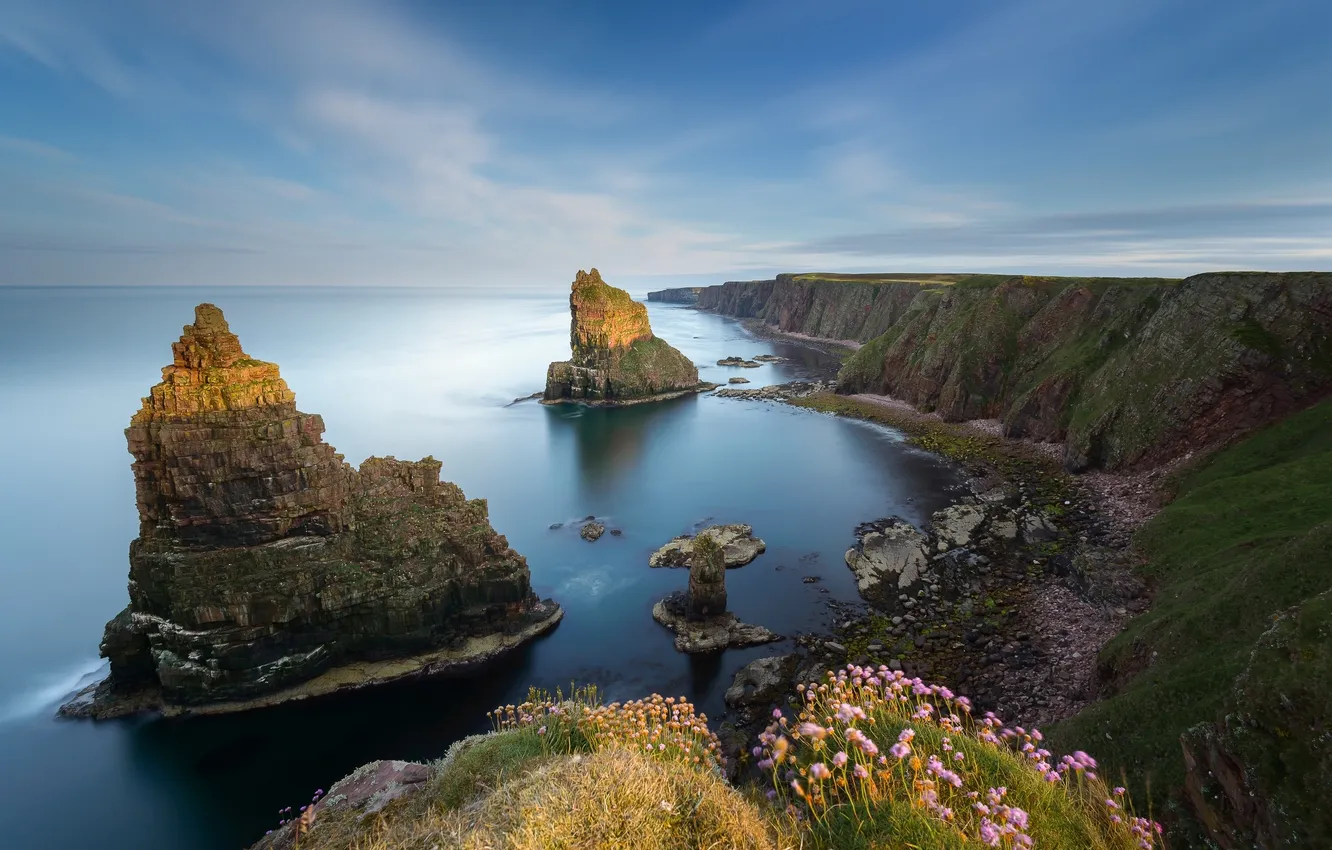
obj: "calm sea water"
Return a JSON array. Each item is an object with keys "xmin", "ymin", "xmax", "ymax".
[{"xmin": 0, "ymin": 287, "xmax": 963, "ymax": 850}]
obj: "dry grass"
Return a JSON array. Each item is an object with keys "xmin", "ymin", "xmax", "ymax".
[
  {"xmin": 292, "ymin": 747, "xmax": 797, "ymax": 850},
  {"xmin": 441, "ymin": 748, "xmax": 796, "ymax": 850}
]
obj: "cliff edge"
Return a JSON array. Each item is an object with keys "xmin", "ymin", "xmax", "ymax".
[
  {"xmin": 63, "ymin": 304, "xmax": 561, "ymax": 719},
  {"xmin": 544, "ymin": 269, "xmax": 709, "ymax": 404}
]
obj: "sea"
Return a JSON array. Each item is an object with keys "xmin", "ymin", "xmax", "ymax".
[{"xmin": 0, "ymin": 286, "xmax": 964, "ymax": 850}]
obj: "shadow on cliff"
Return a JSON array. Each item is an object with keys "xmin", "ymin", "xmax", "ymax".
[{"xmin": 542, "ymin": 394, "xmax": 703, "ymax": 494}]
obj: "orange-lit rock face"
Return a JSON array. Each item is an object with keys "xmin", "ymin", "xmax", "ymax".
[
  {"xmin": 569, "ymin": 268, "xmax": 653, "ymax": 353},
  {"xmin": 126, "ymin": 303, "xmax": 348, "ymax": 546},
  {"xmin": 544, "ymin": 269, "xmax": 701, "ymax": 403},
  {"xmin": 131, "ymin": 304, "xmax": 296, "ymax": 424}
]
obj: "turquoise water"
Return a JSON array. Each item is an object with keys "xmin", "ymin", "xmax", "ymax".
[{"xmin": 0, "ymin": 287, "xmax": 963, "ymax": 849}]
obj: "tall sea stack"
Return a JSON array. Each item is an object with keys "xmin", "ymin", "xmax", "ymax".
[
  {"xmin": 64, "ymin": 304, "xmax": 561, "ymax": 718},
  {"xmin": 544, "ymin": 269, "xmax": 709, "ymax": 404}
]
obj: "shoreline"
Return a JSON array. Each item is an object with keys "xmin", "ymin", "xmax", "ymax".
[{"xmin": 721, "ymin": 386, "xmax": 1162, "ymax": 732}]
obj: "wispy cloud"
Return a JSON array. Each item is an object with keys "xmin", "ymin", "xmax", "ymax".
[{"xmin": 0, "ymin": 0, "xmax": 1328, "ymax": 285}]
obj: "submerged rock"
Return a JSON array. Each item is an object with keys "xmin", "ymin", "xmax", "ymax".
[
  {"xmin": 751, "ymin": 354, "xmax": 789, "ymax": 363},
  {"xmin": 717, "ymin": 356, "xmax": 761, "ymax": 368},
  {"xmin": 543, "ymin": 269, "xmax": 712, "ymax": 405},
  {"xmin": 649, "ymin": 524, "xmax": 766, "ymax": 568},
  {"xmin": 62, "ymin": 304, "xmax": 561, "ymax": 720}
]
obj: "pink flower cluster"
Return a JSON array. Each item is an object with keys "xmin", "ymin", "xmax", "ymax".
[{"xmin": 749, "ymin": 663, "xmax": 1162, "ymax": 848}]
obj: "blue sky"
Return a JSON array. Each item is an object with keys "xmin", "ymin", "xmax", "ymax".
[{"xmin": 1, "ymin": 0, "xmax": 1329, "ymax": 288}]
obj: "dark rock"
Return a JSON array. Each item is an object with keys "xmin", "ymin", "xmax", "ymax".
[
  {"xmin": 724, "ymin": 654, "xmax": 799, "ymax": 710},
  {"xmin": 580, "ymin": 521, "xmax": 606, "ymax": 542}
]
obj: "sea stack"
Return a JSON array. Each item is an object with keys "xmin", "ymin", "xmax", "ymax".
[
  {"xmin": 543, "ymin": 268, "xmax": 712, "ymax": 405},
  {"xmin": 63, "ymin": 304, "xmax": 561, "ymax": 719}
]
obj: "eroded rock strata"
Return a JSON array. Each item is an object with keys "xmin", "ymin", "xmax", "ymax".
[
  {"xmin": 544, "ymin": 269, "xmax": 712, "ymax": 405},
  {"xmin": 64, "ymin": 304, "xmax": 561, "ymax": 719}
]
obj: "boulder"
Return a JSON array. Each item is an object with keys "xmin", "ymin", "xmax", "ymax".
[
  {"xmin": 728, "ymin": 376, "xmax": 751, "ymax": 384},
  {"xmin": 843, "ymin": 518, "xmax": 930, "ymax": 603},
  {"xmin": 724, "ymin": 654, "xmax": 799, "ymax": 709},
  {"xmin": 930, "ymin": 504, "xmax": 987, "ymax": 549}
]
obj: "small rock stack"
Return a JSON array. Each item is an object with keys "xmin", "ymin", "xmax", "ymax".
[{"xmin": 544, "ymin": 269, "xmax": 706, "ymax": 404}]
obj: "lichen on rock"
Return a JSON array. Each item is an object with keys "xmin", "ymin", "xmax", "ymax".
[
  {"xmin": 63, "ymin": 304, "xmax": 561, "ymax": 719},
  {"xmin": 649, "ymin": 523, "xmax": 766, "ymax": 569},
  {"xmin": 543, "ymin": 269, "xmax": 711, "ymax": 405}
]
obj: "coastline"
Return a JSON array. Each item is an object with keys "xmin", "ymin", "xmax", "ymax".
[{"xmin": 719, "ymin": 386, "xmax": 1159, "ymax": 731}]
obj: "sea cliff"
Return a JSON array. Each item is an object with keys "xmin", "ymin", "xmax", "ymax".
[
  {"xmin": 645, "ymin": 287, "xmax": 702, "ymax": 304},
  {"xmin": 544, "ymin": 269, "xmax": 712, "ymax": 404},
  {"xmin": 63, "ymin": 304, "xmax": 561, "ymax": 719},
  {"xmin": 695, "ymin": 272, "xmax": 1332, "ymax": 471}
]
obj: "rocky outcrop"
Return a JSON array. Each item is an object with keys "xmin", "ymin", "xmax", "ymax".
[
  {"xmin": 717, "ymin": 356, "xmax": 761, "ymax": 368},
  {"xmin": 648, "ymin": 524, "xmax": 766, "ymax": 569},
  {"xmin": 63, "ymin": 304, "xmax": 561, "ymax": 719},
  {"xmin": 844, "ymin": 494, "xmax": 1058, "ymax": 610},
  {"xmin": 250, "ymin": 759, "xmax": 432, "ymax": 850},
  {"xmin": 652, "ymin": 535, "xmax": 779, "ymax": 653},
  {"xmin": 645, "ymin": 287, "xmax": 702, "ymax": 304},
  {"xmin": 1181, "ymin": 590, "xmax": 1332, "ymax": 849},
  {"xmin": 544, "ymin": 269, "xmax": 711, "ymax": 405},
  {"xmin": 694, "ymin": 272, "xmax": 1332, "ymax": 471}
]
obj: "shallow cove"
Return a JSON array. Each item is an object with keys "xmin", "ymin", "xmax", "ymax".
[{"xmin": 0, "ymin": 287, "xmax": 964, "ymax": 850}]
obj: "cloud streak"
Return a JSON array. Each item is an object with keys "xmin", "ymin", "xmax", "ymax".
[{"xmin": 0, "ymin": 0, "xmax": 1328, "ymax": 285}]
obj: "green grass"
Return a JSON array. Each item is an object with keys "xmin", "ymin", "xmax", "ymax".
[
  {"xmin": 430, "ymin": 729, "xmax": 552, "ymax": 810},
  {"xmin": 1049, "ymin": 398, "xmax": 1332, "ymax": 833}
]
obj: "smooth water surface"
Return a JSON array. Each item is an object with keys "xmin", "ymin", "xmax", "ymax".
[{"xmin": 0, "ymin": 287, "xmax": 963, "ymax": 850}]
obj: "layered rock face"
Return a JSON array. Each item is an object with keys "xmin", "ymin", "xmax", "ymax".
[
  {"xmin": 695, "ymin": 272, "xmax": 1332, "ymax": 471},
  {"xmin": 71, "ymin": 305, "xmax": 560, "ymax": 717},
  {"xmin": 544, "ymin": 269, "xmax": 705, "ymax": 404}
]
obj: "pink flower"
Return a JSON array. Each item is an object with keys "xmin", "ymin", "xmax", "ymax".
[
  {"xmin": 853, "ymin": 764, "xmax": 869, "ymax": 779},
  {"xmin": 810, "ymin": 763, "xmax": 831, "ymax": 780},
  {"xmin": 890, "ymin": 742, "xmax": 911, "ymax": 759},
  {"xmin": 898, "ymin": 728, "xmax": 916, "ymax": 743},
  {"xmin": 798, "ymin": 722, "xmax": 827, "ymax": 739},
  {"xmin": 832, "ymin": 751, "xmax": 848, "ymax": 768}
]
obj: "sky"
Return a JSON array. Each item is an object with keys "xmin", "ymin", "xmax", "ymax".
[{"xmin": 0, "ymin": 0, "xmax": 1329, "ymax": 289}]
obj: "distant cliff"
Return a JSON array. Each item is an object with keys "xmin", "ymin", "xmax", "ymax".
[
  {"xmin": 646, "ymin": 287, "xmax": 702, "ymax": 304},
  {"xmin": 545, "ymin": 269, "xmax": 710, "ymax": 405},
  {"xmin": 694, "ymin": 272, "xmax": 1332, "ymax": 472},
  {"xmin": 64, "ymin": 304, "xmax": 561, "ymax": 719}
]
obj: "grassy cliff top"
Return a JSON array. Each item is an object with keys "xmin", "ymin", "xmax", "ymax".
[
  {"xmin": 785, "ymin": 272, "xmax": 1181, "ymax": 290},
  {"xmin": 1049, "ymin": 398, "xmax": 1332, "ymax": 838}
]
